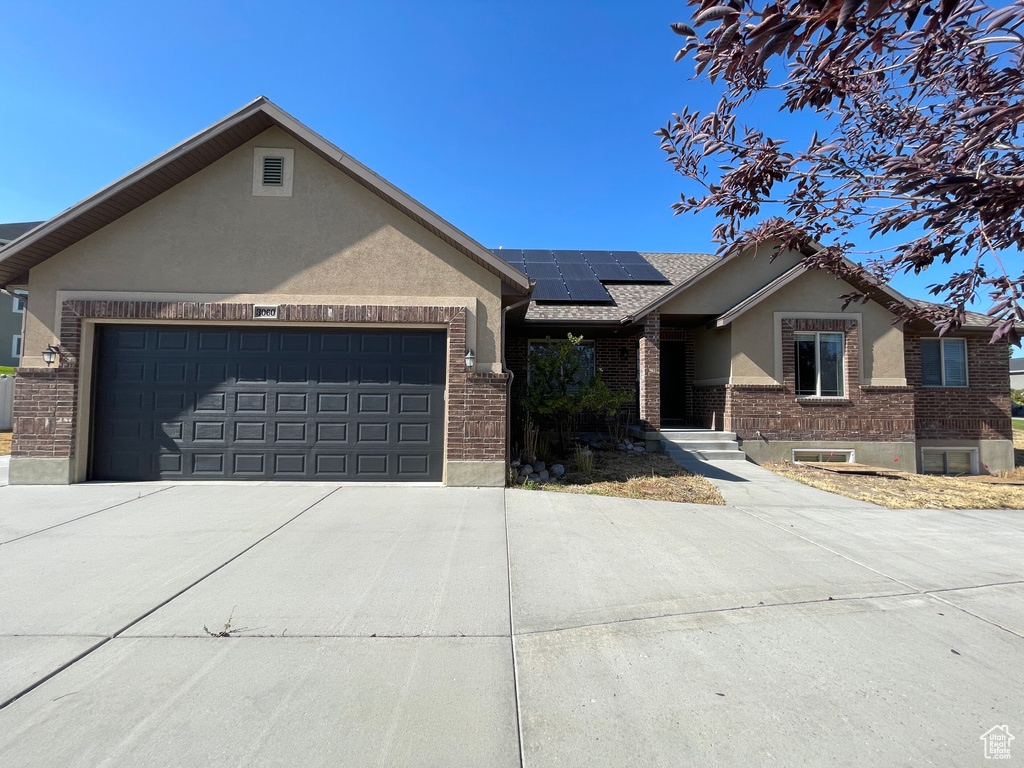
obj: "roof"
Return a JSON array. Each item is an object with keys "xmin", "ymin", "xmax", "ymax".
[
  {"xmin": 521, "ymin": 252, "xmax": 718, "ymax": 323},
  {"xmin": 905, "ymin": 298, "xmax": 994, "ymax": 330},
  {"xmin": 0, "ymin": 97, "xmax": 530, "ymax": 293},
  {"xmin": 0, "ymin": 221, "xmax": 43, "ymax": 245}
]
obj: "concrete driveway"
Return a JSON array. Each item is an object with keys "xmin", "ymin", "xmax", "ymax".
[{"xmin": 0, "ymin": 477, "xmax": 1021, "ymax": 767}]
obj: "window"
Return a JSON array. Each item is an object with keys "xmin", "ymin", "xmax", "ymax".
[
  {"xmin": 793, "ymin": 449, "xmax": 853, "ymax": 463},
  {"xmin": 12, "ymin": 294, "xmax": 24, "ymax": 313},
  {"xmin": 794, "ymin": 332, "xmax": 844, "ymax": 397},
  {"xmin": 920, "ymin": 338, "xmax": 967, "ymax": 387},
  {"xmin": 12, "ymin": 334, "xmax": 22, "ymax": 359},
  {"xmin": 921, "ymin": 448, "xmax": 976, "ymax": 475},
  {"xmin": 528, "ymin": 339, "xmax": 595, "ymax": 392}
]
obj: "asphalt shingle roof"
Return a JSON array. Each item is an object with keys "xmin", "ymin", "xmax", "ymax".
[{"xmin": 0, "ymin": 221, "xmax": 43, "ymax": 244}]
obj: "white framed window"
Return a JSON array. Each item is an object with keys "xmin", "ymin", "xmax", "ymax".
[
  {"xmin": 792, "ymin": 449, "xmax": 854, "ymax": 464},
  {"xmin": 252, "ymin": 147, "xmax": 294, "ymax": 197},
  {"xmin": 12, "ymin": 334, "xmax": 22, "ymax": 359},
  {"xmin": 794, "ymin": 332, "xmax": 844, "ymax": 397},
  {"xmin": 12, "ymin": 294, "xmax": 25, "ymax": 313},
  {"xmin": 920, "ymin": 447, "xmax": 978, "ymax": 475},
  {"xmin": 527, "ymin": 338, "xmax": 595, "ymax": 392},
  {"xmin": 920, "ymin": 338, "xmax": 967, "ymax": 387}
]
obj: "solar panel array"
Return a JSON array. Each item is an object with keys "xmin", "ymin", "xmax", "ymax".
[{"xmin": 493, "ymin": 250, "xmax": 669, "ymax": 304}]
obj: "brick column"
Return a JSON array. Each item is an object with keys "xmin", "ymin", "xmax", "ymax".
[{"xmin": 638, "ymin": 311, "xmax": 661, "ymax": 431}]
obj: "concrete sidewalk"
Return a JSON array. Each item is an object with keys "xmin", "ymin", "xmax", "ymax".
[{"xmin": 0, "ymin": 482, "xmax": 1021, "ymax": 766}]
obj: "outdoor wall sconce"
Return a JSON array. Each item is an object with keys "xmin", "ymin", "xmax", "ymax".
[
  {"xmin": 41, "ymin": 345, "xmax": 59, "ymax": 367},
  {"xmin": 464, "ymin": 349, "xmax": 475, "ymax": 370}
]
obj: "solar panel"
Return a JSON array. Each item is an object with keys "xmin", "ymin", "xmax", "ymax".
[
  {"xmin": 580, "ymin": 250, "xmax": 618, "ymax": 264},
  {"xmin": 531, "ymin": 278, "xmax": 571, "ymax": 301},
  {"xmin": 522, "ymin": 262, "xmax": 561, "ymax": 279},
  {"xmin": 610, "ymin": 251, "xmax": 649, "ymax": 265},
  {"xmin": 557, "ymin": 262, "xmax": 598, "ymax": 280},
  {"xmin": 591, "ymin": 263, "xmax": 631, "ymax": 281},
  {"xmin": 523, "ymin": 249, "xmax": 555, "ymax": 263},
  {"xmin": 565, "ymin": 280, "xmax": 612, "ymax": 303},
  {"xmin": 491, "ymin": 248, "xmax": 523, "ymax": 263},
  {"xmin": 551, "ymin": 250, "xmax": 586, "ymax": 263},
  {"xmin": 622, "ymin": 262, "xmax": 669, "ymax": 282}
]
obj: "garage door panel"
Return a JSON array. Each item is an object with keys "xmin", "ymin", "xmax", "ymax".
[{"xmin": 93, "ymin": 326, "xmax": 445, "ymax": 481}]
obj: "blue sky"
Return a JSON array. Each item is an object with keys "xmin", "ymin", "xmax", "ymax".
[{"xmin": 0, "ymin": 0, "xmax": 1010, "ymax": 342}]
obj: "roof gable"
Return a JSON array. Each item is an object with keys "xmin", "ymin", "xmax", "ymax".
[{"xmin": 0, "ymin": 97, "xmax": 529, "ymax": 293}]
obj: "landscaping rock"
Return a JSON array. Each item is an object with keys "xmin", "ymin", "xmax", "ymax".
[
  {"xmin": 551, "ymin": 464, "xmax": 565, "ymax": 477},
  {"xmin": 617, "ymin": 442, "xmax": 626, "ymax": 451},
  {"xmin": 534, "ymin": 461, "xmax": 546, "ymax": 472},
  {"xmin": 519, "ymin": 464, "xmax": 533, "ymax": 476},
  {"xmin": 634, "ymin": 445, "xmax": 645, "ymax": 453},
  {"xmin": 538, "ymin": 470, "xmax": 550, "ymax": 481},
  {"xmin": 510, "ymin": 458, "xmax": 521, "ymax": 468},
  {"xmin": 528, "ymin": 473, "xmax": 540, "ymax": 481}
]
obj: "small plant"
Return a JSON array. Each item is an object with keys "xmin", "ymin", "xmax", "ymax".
[
  {"xmin": 203, "ymin": 608, "xmax": 244, "ymax": 638},
  {"xmin": 507, "ymin": 466, "xmax": 519, "ymax": 487},
  {"xmin": 575, "ymin": 443, "xmax": 595, "ymax": 475},
  {"xmin": 522, "ymin": 419, "xmax": 540, "ymax": 464}
]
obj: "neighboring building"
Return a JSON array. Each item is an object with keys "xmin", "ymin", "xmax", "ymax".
[
  {"xmin": 0, "ymin": 222, "xmax": 42, "ymax": 368},
  {"xmin": 1011, "ymin": 358, "xmax": 1024, "ymax": 390},
  {"xmin": 0, "ymin": 98, "xmax": 1013, "ymax": 485}
]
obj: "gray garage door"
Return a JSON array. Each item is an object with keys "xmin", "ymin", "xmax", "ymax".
[{"xmin": 91, "ymin": 325, "xmax": 446, "ymax": 481}]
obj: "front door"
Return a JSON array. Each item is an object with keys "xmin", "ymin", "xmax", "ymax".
[{"xmin": 660, "ymin": 339, "xmax": 688, "ymax": 426}]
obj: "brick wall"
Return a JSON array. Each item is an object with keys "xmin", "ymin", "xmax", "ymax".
[
  {"xmin": 12, "ymin": 299, "xmax": 507, "ymax": 469},
  {"xmin": 907, "ymin": 330, "xmax": 1012, "ymax": 440},
  {"xmin": 638, "ymin": 312, "xmax": 660, "ymax": 430},
  {"xmin": 692, "ymin": 385, "xmax": 726, "ymax": 430},
  {"xmin": 724, "ymin": 317, "xmax": 916, "ymax": 441}
]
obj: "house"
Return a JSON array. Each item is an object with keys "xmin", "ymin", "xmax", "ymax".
[
  {"xmin": 1011, "ymin": 358, "xmax": 1024, "ymax": 390},
  {"xmin": 0, "ymin": 98, "xmax": 1013, "ymax": 485},
  {"xmin": 0, "ymin": 222, "xmax": 41, "ymax": 368}
]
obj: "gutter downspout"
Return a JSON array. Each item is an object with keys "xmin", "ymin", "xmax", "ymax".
[{"xmin": 501, "ymin": 290, "xmax": 535, "ymax": 474}]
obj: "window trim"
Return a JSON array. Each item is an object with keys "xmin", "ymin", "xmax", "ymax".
[
  {"xmin": 920, "ymin": 447, "xmax": 979, "ymax": 475},
  {"xmin": 794, "ymin": 330, "xmax": 845, "ymax": 398},
  {"xmin": 792, "ymin": 449, "xmax": 854, "ymax": 464},
  {"xmin": 12, "ymin": 294, "xmax": 24, "ymax": 314},
  {"xmin": 920, "ymin": 337, "xmax": 968, "ymax": 388},
  {"xmin": 12, "ymin": 334, "xmax": 22, "ymax": 359}
]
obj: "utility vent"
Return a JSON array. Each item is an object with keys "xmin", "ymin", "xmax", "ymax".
[
  {"xmin": 253, "ymin": 305, "xmax": 279, "ymax": 319},
  {"xmin": 922, "ymin": 450, "xmax": 974, "ymax": 475},
  {"xmin": 793, "ymin": 450, "xmax": 852, "ymax": 463},
  {"xmin": 262, "ymin": 156, "xmax": 285, "ymax": 186}
]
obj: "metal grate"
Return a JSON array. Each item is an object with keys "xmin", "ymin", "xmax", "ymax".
[{"xmin": 262, "ymin": 156, "xmax": 285, "ymax": 186}]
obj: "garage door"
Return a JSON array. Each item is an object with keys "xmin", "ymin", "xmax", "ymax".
[{"xmin": 91, "ymin": 325, "xmax": 446, "ymax": 481}]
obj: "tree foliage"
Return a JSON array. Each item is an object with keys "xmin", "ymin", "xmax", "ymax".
[
  {"xmin": 660, "ymin": 0, "xmax": 1024, "ymax": 342},
  {"xmin": 523, "ymin": 334, "xmax": 635, "ymax": 451}
]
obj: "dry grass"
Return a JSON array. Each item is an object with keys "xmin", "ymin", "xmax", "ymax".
[
  {"xmin": 0, "ymin": 431, "xmax": 10, "ymax": 456},
  {"xmin": 524, "ymin": 450, "xmax": 724, "ymax": 505},
  {"xmin": 765, "ymin": 461, "xmax": 1024, "ymax": 509}
]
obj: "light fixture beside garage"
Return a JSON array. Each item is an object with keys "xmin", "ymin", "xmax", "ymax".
[
  {"xmin": 41, "ymin": 344, "xmax": 59, "ymax": 367},
  {"xmin": 464, "ymin": 348, "xmax": 475, "ymax": 370}
]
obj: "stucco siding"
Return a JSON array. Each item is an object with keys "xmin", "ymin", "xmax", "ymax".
[
  {"xmin": 23, "ymin": 126, "xmax": 504, "ymax": 372},
  {"xmin": 729, "ymin": 268, "xmax": 905, "ymax": 385}
]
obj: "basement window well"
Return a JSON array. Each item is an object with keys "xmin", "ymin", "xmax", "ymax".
[{"xmin": 252, "ymin": 147, "xmax": 294, "ymax": 197}]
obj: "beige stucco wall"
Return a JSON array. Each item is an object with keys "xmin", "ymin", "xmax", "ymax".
[
  {"xmin": 693, "ymin": 326, "xmax": 731, "ymax": 383},
  {"xmin": 658, "ymin": 244, "xmax": 805, "ymax": 317},
  {"xmin": 729, "ymin": 268, "xmax": 905, "ymax": 385},
  {"xmin": 22, "ymin": 125, "xmax": 505, "ymax": 371}
]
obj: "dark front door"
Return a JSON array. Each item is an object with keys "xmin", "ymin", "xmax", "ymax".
[
  {"xmin": 91, "ymin": 325, "xmax": 446, "ymax": 481},
  {"xmin": 660, "ymin": 339, "xmax": 688, "ymax": 426}
]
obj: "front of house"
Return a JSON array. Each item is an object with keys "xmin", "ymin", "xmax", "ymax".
[{"xmin": 0, "ymin": 99, "xmax": 1013, "ymax": 485}]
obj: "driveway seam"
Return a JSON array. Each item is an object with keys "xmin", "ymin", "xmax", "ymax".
[
  {"xmin": 503, "ymin": 490, "xmax": 526, "ymax": 768},
  {"xmin": 735, "ymin": 505, "xmax": 1024, "ymax": 641},
  {"xmin": 0, "ymin": 486, "xmax": 173, "ymax": 546},
  {"xmin": 0, "ymin": 485, "xmax": 343, "ymax": 712}
]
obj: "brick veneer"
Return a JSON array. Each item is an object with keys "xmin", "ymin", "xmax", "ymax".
[
  {"xmin": 638, "ymin": 312, "xmax": 661, "ymax": 430},
  {"xmin": 12, "ymin": 300, "xmax": 507, "ymax": 471},
  {"xmin": 906, "ymin": 330, "xmax": 1012, "ymax": 440}
]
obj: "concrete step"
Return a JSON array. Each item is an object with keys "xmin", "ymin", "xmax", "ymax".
[
  {"xmin": 662, "ymin": 439, "xmax": 740, "ymax": 452},
  {"xmin": 663, "ymin": 445, "xmax": 749, "ymax": 462},
  {"xmin": 661, "ymin": 429, "xmax": 737, "ymax": 442}
]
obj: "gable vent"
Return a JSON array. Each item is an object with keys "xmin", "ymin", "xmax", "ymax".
[{"xmin": 262, "ymin": 156, "xmax": 285, "ymax": 186}]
